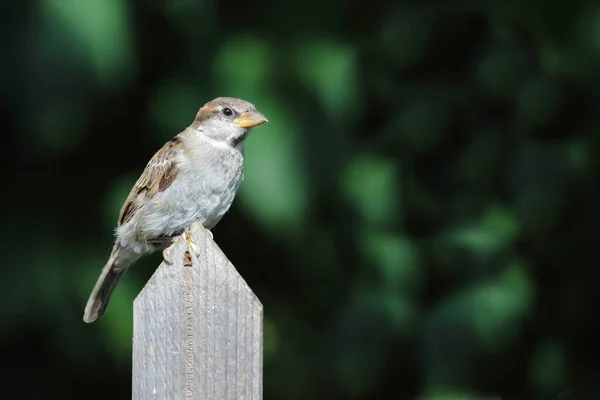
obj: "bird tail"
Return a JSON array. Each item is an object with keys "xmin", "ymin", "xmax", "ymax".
[{"xmin": 83, "ymin": 243, "xmax": 139, "ymax": 323}]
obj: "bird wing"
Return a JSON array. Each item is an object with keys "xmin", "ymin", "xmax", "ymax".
[{"xmin": 118, "ymin": 136, "xmax": 182, "ymax": 226}]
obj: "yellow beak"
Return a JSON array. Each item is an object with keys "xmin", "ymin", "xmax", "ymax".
[{"xmin": 233, "ymin": 111, "xmax": 268, "ymax": 128}]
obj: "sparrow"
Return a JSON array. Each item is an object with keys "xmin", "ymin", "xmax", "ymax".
[{"xmin": 83, "ymin": 97, "xmax": 268, "ymax": 323}]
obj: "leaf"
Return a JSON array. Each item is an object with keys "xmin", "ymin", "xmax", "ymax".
[
  {"xmin": 343, "ymin": 155, "xmax": 401, "ymax": 229},
  {"xmin": 42, "ymin": 0, "xmax": 136, "ymax": 87}
]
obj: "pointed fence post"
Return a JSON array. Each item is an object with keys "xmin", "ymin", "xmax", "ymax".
[{"xmin": 132, "ymin": 222, "xmax": 263, "ymax": 400}]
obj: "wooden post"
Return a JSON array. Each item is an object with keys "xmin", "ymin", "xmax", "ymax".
[{"xmin": 132, "ymin": 222, "xmax": 263, "ymax": 400}]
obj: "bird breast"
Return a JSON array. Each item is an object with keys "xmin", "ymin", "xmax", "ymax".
[{"xmin": 180, "ymin": 147, "xmax": 244, "ymax": 228}]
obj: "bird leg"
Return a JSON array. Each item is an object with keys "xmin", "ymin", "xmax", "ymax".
[
  {"xmin": 146, "ymin": 235, "xmax": 178, "ymax": 246},
  {"xmin": 184, "ymin": 227, "xmax": 199, "ymax": 257}
]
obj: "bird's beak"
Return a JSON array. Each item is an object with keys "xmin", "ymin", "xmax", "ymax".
[{"xmin": 233, "ymin": 110, "xmax": 268, "ymax": 128}]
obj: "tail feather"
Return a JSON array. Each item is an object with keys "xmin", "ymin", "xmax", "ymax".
[{"xmin": 83, "ymin": 244, "xmax": 138, "ymax": 323}]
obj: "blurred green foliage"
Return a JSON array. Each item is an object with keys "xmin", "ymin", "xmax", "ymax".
[{"xmin": 1, "ymin": 0, "xmax": 600, "ymax": 399}]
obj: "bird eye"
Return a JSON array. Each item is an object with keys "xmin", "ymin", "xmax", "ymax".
[{"xmin": 222, "ymin": 107, "xmax": 233, "ymax": 117}]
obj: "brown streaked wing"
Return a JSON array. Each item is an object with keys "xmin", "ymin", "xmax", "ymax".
[{"xmin": 118, "ymin": 136, "xmax": 182, "ymax": 226}]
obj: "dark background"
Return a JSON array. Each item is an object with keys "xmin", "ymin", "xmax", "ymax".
[{"xmin": 1, "ymin": 0, "xmax": 599, "ymax": 399}]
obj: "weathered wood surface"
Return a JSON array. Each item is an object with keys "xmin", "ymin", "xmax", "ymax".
[{"xmin": 132, "ymin": 222, "xmax": 263, "ymax": 400}]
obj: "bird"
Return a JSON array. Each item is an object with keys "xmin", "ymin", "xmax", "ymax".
[{"xmin": 83, "ymin": 97, "xmax": 268, "ymax": 323}]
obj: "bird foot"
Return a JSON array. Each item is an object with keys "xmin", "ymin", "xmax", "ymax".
[{"xmin": 184, "ymin": 228, "xmax": 199, "ymax": 257}]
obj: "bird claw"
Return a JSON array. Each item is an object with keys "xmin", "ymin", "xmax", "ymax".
[{"xmin": 184, "ymin": 229, "xmax": 199, "ymax": 257}]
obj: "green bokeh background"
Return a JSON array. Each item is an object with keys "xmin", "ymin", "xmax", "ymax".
[{"xmin": 2, "ymin": 0, "xmax": 599, "ymax": 399}]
